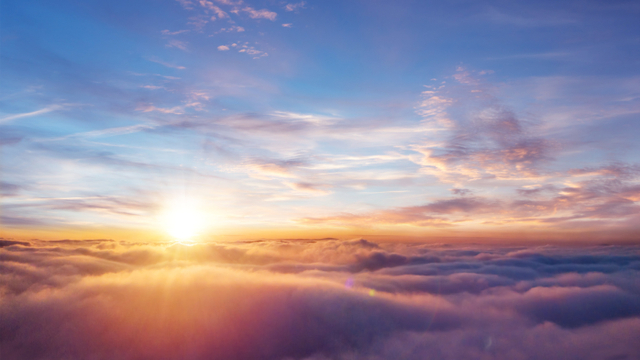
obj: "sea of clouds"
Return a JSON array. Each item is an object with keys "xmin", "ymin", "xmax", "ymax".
[{"xmin": 1, "ymin": 238, "xmax": 639, "ymax": 360}]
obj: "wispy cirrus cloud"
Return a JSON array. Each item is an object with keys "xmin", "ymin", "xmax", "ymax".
[
  {"xmin": 296, "ymin": 162, "xmax": 640, "ymax": 231},
  {"xmin": 165, "ymin": 39, "xmax": 189, "ymax": 51},
  {"xmin": 161, "ymin": 29, "xmax": 190, "ymax": 35},
  {"xmin": 298, "ymin": 196, "xmax": 500, "ymax": 227},
  {"xmin": 147, "ymin": 57, "xmax": 186, "ymax": 69},
  {"xmin": 0, "ymin": 182, "xmax": 22, "ymax": 197},
  {"xmin": 0, "ymin": 105, "xmax": 63, "ymax": 124}
]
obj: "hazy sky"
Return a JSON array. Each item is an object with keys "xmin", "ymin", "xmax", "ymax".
[{"xmin": 1, "ymin": 0, "xmax": 639, "ymax": 241}]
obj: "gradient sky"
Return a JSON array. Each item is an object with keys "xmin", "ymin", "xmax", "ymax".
[{"xmin": 1, "ymin": 0, "xmax": 640, "ymax": 241}]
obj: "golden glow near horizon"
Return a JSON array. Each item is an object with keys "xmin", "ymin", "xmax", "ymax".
[{"xmin": 160, "ymin": 197, "xmax": 205, "ymax": 243}]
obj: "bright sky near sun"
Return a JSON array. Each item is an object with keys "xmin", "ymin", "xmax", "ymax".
[{"xmin": 1, "ymin": 0, "xmax": 639, "ymax": 242}]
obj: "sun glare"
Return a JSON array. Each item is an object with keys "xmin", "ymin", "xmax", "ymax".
[{"xmin": 162, "ymin": 198, "xmax": 205, "ymax": 242}]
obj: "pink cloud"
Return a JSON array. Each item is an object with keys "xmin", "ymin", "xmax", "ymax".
[
  {"xmin": 1, "ymin": 240, "xmax": 639, "ymax": 359},
  {"xmin": 242, "ymin": 7, "xmax": 277, "ymax": 20},
  {"xmin": 285, "ymin": 2, "xmax": 305, "ymax": 12}
]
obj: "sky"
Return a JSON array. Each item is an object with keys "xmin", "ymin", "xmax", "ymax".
[
  {"xmin": 2, "ymin": 3, "xmax": 640, "ymax": 358},
  {"xmin": 2, "ymin": 0, "xmax": 640, "ymax": 242}
]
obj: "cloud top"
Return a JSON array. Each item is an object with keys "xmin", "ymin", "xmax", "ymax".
[{"xmin": 1, "ymin": 239, "xmax": 639, "ymax": 359}]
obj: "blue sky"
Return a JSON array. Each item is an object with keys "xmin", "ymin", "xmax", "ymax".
[{"xmin": 1, "ymin": 0, "xmax": 639, "ymax": 241}]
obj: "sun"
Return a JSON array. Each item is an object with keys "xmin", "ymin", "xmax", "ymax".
[{"xmin": 161, "ymin": 197, "xmax": 205, "ymax": 242}]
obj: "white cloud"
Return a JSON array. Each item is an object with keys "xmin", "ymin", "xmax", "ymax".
[
  {"xmin": 217, "ymin": 25, "xmax": 245, "ymax": 33},
  {"xmin": 218, "ymin": 45, "xmax": 230, "ymax": 51},
  {"xmin": 199, "ymin": 0, "xmax": 228, "ymax": 18},
  {"xmin": 235, "ymin": 42, "xmax": 268, "ymax": 59},
  {"xmin": 0, "ymin": 105, "xmax": 62, "ymax": 124},
  {"xmin": 285, "ymin": 2, "xmax": 305, "ymax": 11},
  {"xmin": 282, "ymin": 23, "xmax": 292, "ymax": 28},
  {"xmin": 242, "ymin": 7, "xmax": 277, "ymax": 20}
]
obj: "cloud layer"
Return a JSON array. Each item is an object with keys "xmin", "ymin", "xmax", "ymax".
[{"xmin": 1, "ymin": 239, "xmax": 639, "ymax": 359}]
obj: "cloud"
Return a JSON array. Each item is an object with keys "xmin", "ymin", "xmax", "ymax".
[
  {"xmin": 242, "ymin": 7, "xmax": 277, "ymax": 20},
  {"xmin": 0, "ymin": 105, "xmax": 62, "ymax": 124},
  {"xmin": 285, "ymin": 181, "xmax": 332, "ymax": 195},
  {"xmin": 246, "ymin": 159, "xmax": 302, "ymax": 179},
  {"xmin": 165, "ymin": 39, "xmax": 188, "ymax": 51},
  {"xmin": 285, "ymin": 2, "xmax": 305, "ymax": 12},
  {"xmin": 161, "ymin": 29, "xmax": 190, "ymax": 35},
  {"xmin": 0, "ymin": 215, "xmax": 53, "ymax": 227},
  {"xmin": 569, "ymin": 163, "xmax": 640, "ymax": 179},
  {"xmin": 176, "ymin": 0, "xmax": 195, "ymax": 10},
  {"xmin": 295, "ymin": 161, "xmax": 640, "ymax": 230},
  {"xmin": 0, "ymin": 182, "xmax": 22, "ymax": 197},
  {"xmin": 135, "ymin": 104, "xmax": 184, "ymax": 114},
  {"xmin": 502, "ymin": 285, "xmax": 640, "ymax": 328},
  {"xmin": 414, "ymin": 68, "xmax": 553, "ymax": 181},
  {"xmin": 0, "ymin": 239, "xmax": 30, "ymax": 247},
  {"xmin": 216, "ymin": 25, "xmax": 245, "ymax": 33},
  {"xmin": 218, "ymin": 45, "xmax": 230, "ymax": 51},
  {"xmin": 298, "ymin": 197, "xmax": 501, "ymax": 227},
  {"xmin": 199, "ymin": 0, "xmax": 228, "ymax": 18},
  {"xmin": 182, "ymin": 0, "xmax": 278, "ymax": 23},
  {"xmin": 212, "ymin": 0, "xmax": 241, "ymax": 5},
  {"xmin": 450, "ymin": 188, "xmax": 472, "ymax": 196},
  {"xmin": 234, "ymin": 42, "xmax": 269, "ymax": 59},
  {"xmin": 0, "ymin": 240, "xmax": 639, "ymax": 359},
  {"xmin": 187, "ymin": 15, "xmax": 209, "ymax": 31},
  {"xmin": 282, "ymin": 23, "xmax": 292, "ymax": 28},
  {"xmin": 140, "ymin": 85, "xmax": 165, "ymax": 90},
  {"xmin": 516, "ymin": 184, "xmax": 557, "ymax": 197},
  {"xmin": 147, "ymin": 57, "xmax": 186, "ymax": 69},
  {"xmin": 1, "ymin": 194, "xmax": 157, "ymax": 228}
]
